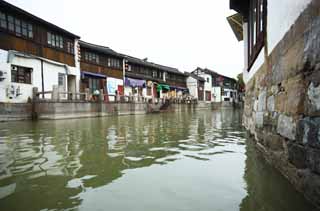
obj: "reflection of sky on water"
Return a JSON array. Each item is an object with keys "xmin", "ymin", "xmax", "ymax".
[{"xmin": 0, "ymin": 109, "xmax": 316, "ymax": 211}]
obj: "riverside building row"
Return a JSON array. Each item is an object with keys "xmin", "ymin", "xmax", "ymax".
[{"xmin": 0, "ymin": 0, "xmax": 239, "ymax": 104}]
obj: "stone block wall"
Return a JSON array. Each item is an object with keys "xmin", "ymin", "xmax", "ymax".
[
  {"xmin": 243, "ymin": 0, "xmax": 320, "ymax": 207},
  {"xmin": 0, "ymin": 103, "xmax": 32, "ymax": 121}
]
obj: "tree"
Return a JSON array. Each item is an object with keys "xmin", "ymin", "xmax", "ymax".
[{"xmin": 237, "ymin": 73, "xmax": 245, "ymax": 92}]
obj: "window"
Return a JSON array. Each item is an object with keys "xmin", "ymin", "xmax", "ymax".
[
  {"xmin": 21, "ymin": 21, "xmax": 27, "ymax": 36},
  {"xmin": 27, "ymin": 23, "xmax": 33, "ymax": 38},
  {"xmin": 11, "ymin": 65, "xmax": 32, "ymax": 84},
  {"xmin": 207, "ymin": 77, "xmax": 209, "ymax": 83},
  {"xmin": 108, "ymin": 58, "xmax": 121, "ymax": 69},
  {"xmin": 85, "ymin": 52, "xmax": 99, "ymax": 64},
  {"xmin": 58, "ymin": 73, "xmax": 66, "ymax": 91},
  {"xmin": 14, "ymin": 18, "xmax": 21, "ymax": 36},
  {"xmin": 47, "ymin": 32, "xmax": 64, "ymax": 49},
  {"xmin": 0, "ymin": 12, "xmax": 6, "ymax": 29},
  {"xmin": 247, "ymin": 0, "xmax": 266, "ymax": 71},
  {"xmin": 152, "ymin": 71, "xmax": 157, "ymax": 78},
  {"xmin": 67, "ymin": 41, "xmax": 74, "ymax": 54},
  {"xmin": 1, "ymin": 12, "xmax": 33, "ymax": 39},
  {"xmin": 89, "ymin": 78, "xmax": 100, "ymax": 94},
  {"xmin": 7, "ymin": 15, "xmax": 14, "ymax": 31},
  {"xmin": 58, "ymin": 73, "xmax": 65, "ymax": 86}
]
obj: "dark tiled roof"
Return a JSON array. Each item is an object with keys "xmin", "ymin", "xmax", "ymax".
[
  {"xmin": 121, "ymin": 54, "xmax": 185, "ymax": 76},
  {"xmin": 0, "ymin": 0, "xmax": 80, "ymax": 38},
  {"xmin": 79, "ymin": 40, "xmax": 120, "ymax": 57},
  {"xmin": 192, "ymin": 67, "xmax": 237, "ymax": 82},
  {"xmin": 184, "ymin": 72, "xmax": 205, "ymax": 82}
]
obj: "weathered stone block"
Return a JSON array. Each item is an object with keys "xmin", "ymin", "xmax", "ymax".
[
  {"xmin": 285, "ymin": 75, "xmax": 306, "ymax": 115},
  {"xmin": 257, "ymin": 89, "xmax": 267, "ymax": 112},
  {"xmin": 253, "ymin": 99, "xmax": 259, "ymax": 112},
  {"xmin": 267, "ymin": 95, "xmax": 275, "ymax": 112},
  {"xmin": 281, "ymin": 33, "xmax": 305, "ymax": 79},
  {"xmin": 277, "ymin": 114, "xmax": 296, "ymax": 140},
  {"xmin": 275, "ymin": 92, "xmax": 286, "ymax": 113},
  {"xmin": 304, "ymin": 17, "xmax": 320, "ymax": 68},
  {"xmin": 287, "ymin": 142, "xmax": 307, "ymax": 169},
  {"xmin": 297, "ymin": 117, "xmax": 320, "ymax": 149},
  {"xmin": 255, "ymin": 111, "xmax": 264, "ymax": 128},
  {"xmin": 265, "ymin": 133, "xmax": 284, "ymax": 151},
  {"xmin": 308, "ymin": 82, "xmax": 320, "ymax": 113},
  {"xmin": 307, "ymin": 148, "xmax": 320, "ymax": 175}
]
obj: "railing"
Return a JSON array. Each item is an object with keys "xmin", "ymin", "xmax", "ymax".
[{"xmin": 33, "ymin": 87, "xmax": 197, "ymax": 104}]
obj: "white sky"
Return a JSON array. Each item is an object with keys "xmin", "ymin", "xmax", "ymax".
[{"xmin": 7, "ymin": 0, "xmax": 243, "ymax": 79}]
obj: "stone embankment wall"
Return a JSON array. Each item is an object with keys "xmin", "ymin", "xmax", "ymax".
[
  {"xmin": 0, "ymin": 101, "xmax": 214, "ymax": 122},
  {"xmin": 243, "ymin": 1, "xmax": 320, "ymax": 207},
  {"xmin": 0, "ymin": 103, "xmax": 32, "ymax": 121}
]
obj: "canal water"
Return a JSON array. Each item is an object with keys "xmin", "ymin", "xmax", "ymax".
[{"xmin": 0, "ymin": 109, "xmax": 317, "ymax": 211}]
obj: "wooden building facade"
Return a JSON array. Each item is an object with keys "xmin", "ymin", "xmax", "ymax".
[
  {"xmin": 79, "ymin": 41, "xmax": 123, "ymax": 99},
  {"xmin": 0, "ymin": 0, "xmax": 80, "ymax": 103}
]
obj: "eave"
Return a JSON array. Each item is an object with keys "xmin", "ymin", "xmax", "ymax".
[
  {"xmin": 227, "ymin": 13, "xmax": 244, "ymax": 41},
  {"xmin": 229, "ymin": 0, "xmax": 249, "ymax": 20}
]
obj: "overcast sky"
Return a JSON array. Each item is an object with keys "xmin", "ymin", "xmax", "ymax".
[{"xmin": 7, "ymin": 0, "xmax": 243, "ymax": 79}]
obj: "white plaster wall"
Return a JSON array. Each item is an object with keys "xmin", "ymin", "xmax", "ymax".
[
  {"xmin": 0, "ymin": 49, "xmax": 81, "ymax": 103},
  {"xmin": 197, "ymin": 73, "xmax": 212, "ymax": 93},
  {"xmin": 212, "ymin": 86, "xmax": 222, "ymax": 102},
  {"xmin": 0, "ymin": 50, "xmax": 33, "ymax": 103},
  {"xmin": 124, "ymin": 86, "xmax": 132, "ymax": 96},
  {"xmin": 222, "ymin": 88, "xmax": 238, "ymax": 102},
  {"xmin": 186, "ymin": 76, "xmax": 198, "ymax": 99},
  {"xmin": 243, "ymin": 0, "xmax": 312, "ymax": 83}
]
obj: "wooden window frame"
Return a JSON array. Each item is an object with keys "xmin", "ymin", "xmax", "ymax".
[
  {"xmin": 107, "ymin": 57, "xmax": 121, "ymax": 69},
  {"xmin": 11, "ymin": 65, "xmax": 32, "ymax": 84},
  {"xmin": 47, "ymin": 32, "xmax": 64, "ymax": 49},
  {"xmin": 0, "ymin": 11, "xmax": 7, "ymax": 29},
  {"xmin": 247, "ymin": 0, "xmax": 267, "ymax": 71},
  {"xmin": 84, "ymin": 51, "xmax": 100, "ymax": 64},
  {"xmin": 0, "ymin": 12, "xmax": 33, "ymax": 39},
  {"xmin": 67, "ymin": 41, "xmax": 74, "ymax": 54}
]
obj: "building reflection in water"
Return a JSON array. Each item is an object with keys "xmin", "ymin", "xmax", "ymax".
[{"xmin": 0, "ymin": 109, "xmax": 316, "ymax": 211}]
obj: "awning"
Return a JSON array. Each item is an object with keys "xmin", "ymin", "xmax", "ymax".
[
  {"xmin": 82, "ymin": 71, "xmax": 106, "ymax": 79},
  {"xmin": 227, "ymin": 13, "xmax": 244, "ymax": 41},
  {"xmin": 170, "ymin": 86, "xmax": 188, "ymax": 92},
  {"xmin": 125, "ymin": 77, "xmax": 146, "ymax": 88},
  {"xmin": 157, "ymin": 84, "xmax": 170, "ymax": 91}
]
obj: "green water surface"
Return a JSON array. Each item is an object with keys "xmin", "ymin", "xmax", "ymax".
[{"xmin": 0, "ymin": 109, "xmax": 317, "ymax": 211}]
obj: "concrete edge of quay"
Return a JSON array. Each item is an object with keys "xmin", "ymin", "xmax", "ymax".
[{"xmin": 0, "ymin": 101, "xmax": 239, "ymax": 122}]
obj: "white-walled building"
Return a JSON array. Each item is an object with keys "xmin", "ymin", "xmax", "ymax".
[
  {"xmin": 186, "ymin": 73, "xmax": 205, "ymax": 101},
  {"xmin": 192, "ymin": 67, "xmax": 238, "ymax": 103},
  {"xmin": 228, "ymin": 0, "xmax": 320, "ymax": 206},
  {"xmin": 0, "ymin": 0, "xmax": 81, "ymax": 103},
  {"xmin": 192, "ymin": 68, "xmax": 213, "ymax": 102}
]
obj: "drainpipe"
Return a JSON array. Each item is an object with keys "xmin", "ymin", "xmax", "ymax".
[{"xmin": 41, "ymin": 60, "xmax": 44, "ymax": 99}]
